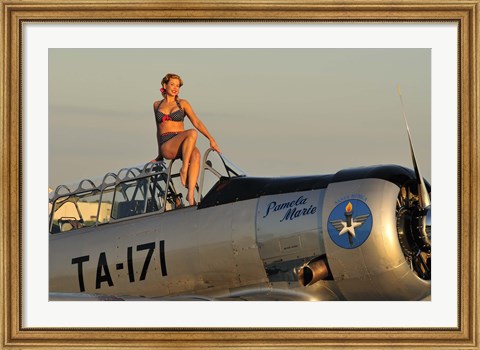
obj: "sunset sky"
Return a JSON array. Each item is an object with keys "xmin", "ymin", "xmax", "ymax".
[{"xmin": 49, "ymin": 48, "xmax": 431, "ymax": 188}]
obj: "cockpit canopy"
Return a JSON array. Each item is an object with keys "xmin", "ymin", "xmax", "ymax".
[{"xmin": 49, "ymin": 150, "xmax": 245, "ymax": 234}]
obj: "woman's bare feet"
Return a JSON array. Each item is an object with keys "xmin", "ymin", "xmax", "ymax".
[{"xmin": 186, "ymin": 194, "xmax": 196, "ymax": 206}]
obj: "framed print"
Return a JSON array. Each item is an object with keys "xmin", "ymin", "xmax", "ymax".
[{"xmin": 1, "ymin": 0, "xmax": 479, "ymax": 349}]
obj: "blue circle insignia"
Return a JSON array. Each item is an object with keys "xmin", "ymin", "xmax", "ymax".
[{"xmin": 327, "ymin": 199, "xmax": 373, "ymax": 249}]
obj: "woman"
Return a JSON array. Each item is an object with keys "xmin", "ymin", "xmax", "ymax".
[{"xmin": 153, "ymin": 73, "xmax": 220, "ymax": 206}]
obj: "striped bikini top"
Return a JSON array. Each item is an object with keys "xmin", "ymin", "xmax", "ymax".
[{"xmin": 154, "ymin": 99, "xmax": 186, "ymax": 124}]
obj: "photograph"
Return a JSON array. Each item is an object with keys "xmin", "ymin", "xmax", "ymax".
[{"xmin": 48, "ymin": 48, "xmax": 432, "ymax": 302}]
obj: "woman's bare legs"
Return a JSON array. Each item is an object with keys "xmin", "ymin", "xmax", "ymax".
[
  {"xmin": 179, "ymin": 130, "xmax": 197, "ymax": 186},
  {"xmin": 186, "ymin": 148, "xmax": 201, "ymax": 205},
  {"xmin": 160, "ymin": 129, "xmax": 199, "ymax": 205}
]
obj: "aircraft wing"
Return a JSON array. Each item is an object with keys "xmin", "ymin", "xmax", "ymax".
[{"xmin": 50, "ymin": 282, "xmax": 343, "ymax": 301}]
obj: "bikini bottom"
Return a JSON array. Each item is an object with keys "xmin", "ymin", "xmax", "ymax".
[
  {"xmin": 157, "ymin": 132, "xmax": 182, "ymax": 160},
  {"xmin": 159, "ymin": 132, "xmax": 180, "ymax": 146}
]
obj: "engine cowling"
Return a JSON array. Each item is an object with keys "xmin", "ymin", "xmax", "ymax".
[{"xmin": 322, "ymin": 167, "xmax": 431, "ymax": 301}]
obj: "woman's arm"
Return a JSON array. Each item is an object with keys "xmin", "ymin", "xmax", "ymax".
[{"xmin": 181, "ymin": 99, "xmax": 221, "ymax": 153}]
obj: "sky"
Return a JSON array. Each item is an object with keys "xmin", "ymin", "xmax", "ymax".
[{"xmin": 48, "ymin": 48, "xmax": 431, "ymax": 188}]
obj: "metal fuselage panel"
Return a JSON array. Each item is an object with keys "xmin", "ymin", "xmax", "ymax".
[
  {"xmin": 49, "ymin": 200, "xmax": 267, "ymax": 297},
  {"xmin": 256, "ymin": 189, "xmax": 326, "ymax": 264}
]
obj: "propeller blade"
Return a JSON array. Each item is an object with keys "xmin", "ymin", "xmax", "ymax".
[{"xmin": 397, "ymin": 85, "xmax": 431, "ymax": 209}]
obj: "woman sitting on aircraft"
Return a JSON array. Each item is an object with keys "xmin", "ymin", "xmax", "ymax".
[{"xmin": 152, "ymin": 73, "xmax": 221, "ymax": 206}]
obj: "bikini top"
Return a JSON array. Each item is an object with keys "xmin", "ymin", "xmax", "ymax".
[{"xmin": 154, "ymin": 99, "xmax": 186, "ymax": 124}]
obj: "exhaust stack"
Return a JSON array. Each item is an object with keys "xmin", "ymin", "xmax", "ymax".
[{"xmin": 298, "ymin": 257, "xmax": 330, "ymax": 287}]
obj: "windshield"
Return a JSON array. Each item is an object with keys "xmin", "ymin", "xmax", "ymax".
[
  {"xmin": 197, "ymin": 149, "xmax": 246, "ymax": 202},
  {"xmin": 219, "ymin": 154, "xmax": 247, "ymax": 178}
]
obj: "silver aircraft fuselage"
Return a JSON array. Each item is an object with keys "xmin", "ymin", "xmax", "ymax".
[{"xmin": 49, "ymin": 155, "xmax": 431, "ymax": 301}]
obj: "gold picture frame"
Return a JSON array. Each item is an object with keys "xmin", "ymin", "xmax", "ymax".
[{"xmin": 1, "ymin": 0, "xmax": 478, "ymax": 349}]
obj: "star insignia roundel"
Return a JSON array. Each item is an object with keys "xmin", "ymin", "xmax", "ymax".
[{"xmin": 327, "ymin": 199, "xmax": 373, "ymax": 249}]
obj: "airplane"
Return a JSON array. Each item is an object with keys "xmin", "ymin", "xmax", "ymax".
[{"xmin": 48, "ymin": 92, "xmax": 431, "ymax": 301}]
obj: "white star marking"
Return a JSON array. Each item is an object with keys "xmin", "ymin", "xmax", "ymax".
[{"xmin": 338, "ymin": 220, "xmax": 363, "ymax": 237}]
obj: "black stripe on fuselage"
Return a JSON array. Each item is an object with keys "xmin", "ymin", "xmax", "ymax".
[{"xmin": 198, "ymin": 165, "xmax": 428, "ymax": 209}]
